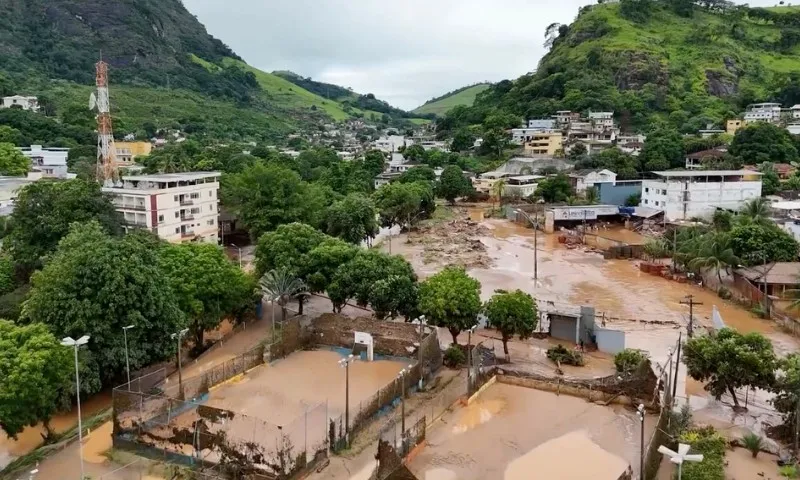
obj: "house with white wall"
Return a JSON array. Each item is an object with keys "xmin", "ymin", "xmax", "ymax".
[
  {"xmin": 504, "ymin": 175, "xmax": 544, "ymax": 198},
  {"xmin": 569, "ymin": 169, "xmax": 617, "ymax": 193},
  {"xmin": 588, "ymin": 112, "xmax": 615, "ymax": 128},
  {"xmin": 18, "ymin": 145, "xmax": 72, "ymax": 178},
  {"xmin": 641, "ymin": 170, "xmax": 762, "ymax": 220},
  {"xmin": 744, "ymin": 103, "xmax": 782, "ymax": 124},
  {"xmin": 1, "ymin": 96, "xmax": 39, "ymax": 111},
  {"xmin": 102, "ymin": 172, "xmax": 220, "ymax": 244}
]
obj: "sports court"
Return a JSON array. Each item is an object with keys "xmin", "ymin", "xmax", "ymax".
[{"xmin": 407, "ymin": 382, "xmax": 656, "ymax": 480}]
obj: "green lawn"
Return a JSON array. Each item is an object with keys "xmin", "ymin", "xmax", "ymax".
[{"xmin": 413, "ymin": 84, "xmax": 490, "ymax": 117}]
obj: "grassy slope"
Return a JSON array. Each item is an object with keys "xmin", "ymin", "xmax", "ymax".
[{"xmin": 414, "ymin": 84, "xmax": 490, "ymax": 116}]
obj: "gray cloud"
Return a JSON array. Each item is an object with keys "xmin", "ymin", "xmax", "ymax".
[{"xmin": 184, "ymin": 0, "xmax": 781, "ymax": 110}]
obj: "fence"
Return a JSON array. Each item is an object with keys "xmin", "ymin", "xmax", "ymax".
[{"xmin": 468, "ymin": 340, "xmax": 499, "ymax": 396}]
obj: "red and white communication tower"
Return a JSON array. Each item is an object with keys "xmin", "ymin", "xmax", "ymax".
[{"xmin": 89, "ymin": 60, "xmax": 119, "ymax": 186}]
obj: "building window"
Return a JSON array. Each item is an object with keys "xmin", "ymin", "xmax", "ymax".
[
  {"xmin": 174, "ymin": 195, "xmax": 178, "ymax": 202},
  {"xmin": 644, "ymin": 199, "xmax": 649, "ymax": 204},
  {"xmin": 208, "ymin": 219, "xmax": 215, "ymax": 226},
  {"xmin": 209, "ymin": 204, "xmax": 214, "ymax": 211},
  {"xmin": 158, "ymin": 215, "xmax": 164, "ymax": 222},
  {"xmin": 209, "ymin": 191, "xmax": 212, "ymax": 197},
  {"xmin": 175, "ymin": 212, "xmax": 179, "ymax": 218},
  {"xmin": 190, "ymin": 192, "xmax": 200, "ymax": 199},
  {"xmin": 175, "ymin": 228, "xmax": 179, "ymax": 234},
  {"xmin": 644, "ymin": 188, "xmax": 649, "ymax": 193}
]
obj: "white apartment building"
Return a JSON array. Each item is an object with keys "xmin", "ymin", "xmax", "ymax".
[
  {"xmin": 1, "ymin": 95, "xmax": 39, "ymax": 111},
  {"xmin": 18, "ymin": 145, "xmax": 71, "ymax": 178},
  {"xmin": 102, "ymin": 172, "xmax": 220, "ymax": 244},
  {"xmin": 588, "ymin": 112, "xmax": 615, "ymax": 128},
  {"xmin": 744, "ymin": 103, "xmax": 782, "ymax": 124},
  {"xmin": 641, "ymin": 170, "xmax": 762, "ymax": 221},
  {"xmin": 526, "ymin": 119, "xmax": 557, "ymax": 130}
]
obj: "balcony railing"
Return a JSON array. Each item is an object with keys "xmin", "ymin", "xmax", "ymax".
[
  {"xmin": 179, "ymin": 199, "xmax": 193, "ymax": 206},
  {"xmin": 117, "ymin": 204, "xmax": 147, "ymax": 211},
  {"xmin": 180, "ymin": 214, "xmax": 194, "ymax": 221},
  {"xmin": 181, "ymin": 230, "xmax": 195, "ymax": 238}
]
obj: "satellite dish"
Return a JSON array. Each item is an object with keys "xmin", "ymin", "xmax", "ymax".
[{"xmin": 89, "ymin": 93, "xmax": 97, "ymax": 111}]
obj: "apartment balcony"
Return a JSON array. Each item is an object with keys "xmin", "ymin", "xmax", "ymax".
[
  {"xmin": 181, "ymin": 230, "xmax": 195, "ymax": 239},
  {"xmin": 180, "ymin": 214, "xmax": 194, "ymax": 221},
  {"xmin": 179, "ymin": 199, "xmax": 193, "ymax": 206},
  {"xmin": 117, "ymin": 203, "xmax": 147, "ymax": 211}
]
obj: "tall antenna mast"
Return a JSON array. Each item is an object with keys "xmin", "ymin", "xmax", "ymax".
[{"xmin": 91, "ymin": 60, "xmax": 119, "ymax": 185}]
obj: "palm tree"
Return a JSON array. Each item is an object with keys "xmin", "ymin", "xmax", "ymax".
[
  {"xmin": 584, "ymin": 187, "xmax": 599, "ymax": 205},
  {"xmin": 739, "ymin": 197, "xmax": 771, "ymax": 226},
  {"xmin": 491, "ymin": 179, "xmax": 507, "ymax": 208},
  {"xmin": 258, "ymin": 268, "xmax": 308, "ymax": 324},
  {"xmin": 688, "ymin": 232, "xmax": 741, "ymax": 283}
]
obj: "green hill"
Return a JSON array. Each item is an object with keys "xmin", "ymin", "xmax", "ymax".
[
  {"xmin": 446, "ymin": 1, "xmax": 800, "ymax": 133},
  {"xmin": 0, "ymin": 0, "xmax": 388, "ymax": 144},
  {"xmin": 414, "ymin": 84, "xmax": 491, "ymax": 117}
]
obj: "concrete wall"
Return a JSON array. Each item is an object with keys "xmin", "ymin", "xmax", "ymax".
[
  {"xmin": 595, "ymin": 328, "xmax": 626, "ymax": 354},
  {"xmin": 579, "ymin": 306, "xmax": 596, "ymax": 345},
  {"xmin": 597, "ymin": 181, "xmax": 642, "ymax": 206},
  {"xmin": 642, "ymin": 179, "xmax": 762, "ymax": 220},
  {"xmin": 311, "ymin": 313, "xmax": 422, "ymax": 357},
  {"xmin": 550, "ymin": 314, "xmax": 578, "ymax": 343}
]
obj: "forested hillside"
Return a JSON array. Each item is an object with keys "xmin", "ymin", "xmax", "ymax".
[
  {"xmin": 441, "ymin": 0, "xmax": 800, "ymax": 133},
  {"xmin": 414, "ymin": 84, "xmax": 491, "ymax": 117}
]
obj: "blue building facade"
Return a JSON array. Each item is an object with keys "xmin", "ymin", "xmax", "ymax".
[{"xmin": 596, "ymin": 180, "xmax": 642, "ymax": 206}]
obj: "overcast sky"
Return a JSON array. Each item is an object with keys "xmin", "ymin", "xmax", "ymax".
[{"xmin": 184, "ymin": 0, "xmax": 781, "ymax": 111}]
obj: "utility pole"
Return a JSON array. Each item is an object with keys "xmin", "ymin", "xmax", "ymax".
[
  {"xmin": 794, "ymin": 389, "xmax": 800, "ymax": 457},
  {"xmin": 680, "ymin": 296, "xmax": 703, "ymax": 338},
  {"xmin": 672, "ymin": 332, "xmax": 682, "ymax": 405},
  {"xmin": 338, "ymin": 355, "xmax": 357, "ymax": 447},
  {"xmin": 171, "ymin": 328, "xmax": 188, "ymax": 399}
]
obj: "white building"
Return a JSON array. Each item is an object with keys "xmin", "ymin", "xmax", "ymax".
[
  {"xmin": 641, "ymin": 170, "xmax": 762, "ymax": 221},
  {"xmin": 569, "ymin": 169, "xmax": 617, "ymax": 193},
  {"xmin": 744, "ymin": 103, "xmax": 782, "ymax": 124},
  {"xmin": 1, "ymin": 95, "xmax": 39, "ymax": 112},
  {"xmin": 102, "ymin": 172, "xmax": 221, "ymax": 244},
  {"xmin": 526, "ymin": 119, "xmax": 557, "ymax": 130},
  {"xmin": 791, "ymin": 105, "xmax": 800, "ymax": 119},
  {"xmin": 373, "ymin": 135, "xmax": 409, "ymax": 153},
  {"xmin": 0, "ymin": 176, "xmax": 39, "ymax": 216},
  {"xmin": 504, "ymin": 175, "xmax": 544, "ymax": 198},
  {"xmin": 588, "ymin": 112, "xmax": 615, "ymax": 128},
  {"xmin": 374, "ymin": 172, "xmax": 402, "ymax": 189},
  {"xmin": 18, "ymin": 145, "xmax": 71, "ymax": 179}
]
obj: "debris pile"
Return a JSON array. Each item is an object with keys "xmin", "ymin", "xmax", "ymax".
[{"xmin": 407, "ymin": 219, "xmax": 492, "ymax": 268}]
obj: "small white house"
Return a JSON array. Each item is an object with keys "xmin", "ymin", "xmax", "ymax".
[
  {"xmin": 792, "ymin": 105, "xmax": 800, "ymax": 119},
  {"xmin": 569, "ymin": 169, "xmax": 617, "ymax": 193},
  {"xmin": 588, "ymin": 112, "xmax": 615, "ymax": 128},
  {"xmin": 744, "ymin": 103, "xmax": 782, "ymax": 124},
  {"xmin": 641, "ymin": 170, "xmax": 762, "ymax": 221},
  {"xmin": 1, "ymin": 95, "xmax": 39, "ymax": 112},
  {"xmin": 504, "ymin": 175, "xmax": 544, "ymax": 198}
]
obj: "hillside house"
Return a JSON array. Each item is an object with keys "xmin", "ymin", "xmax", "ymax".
[
  {"xmin": 726, "ymin": 119, "xmax": 745, "ymax": 135},
  {"xmin": 504, "ymin": 175, "xmax": 544, "ymax": 198},
  {"xmin": 685, "ymin": 149, "xmax": 726, "ymax": 170},
  {"xmin": 523, "ymin": 131, "xmax": 563, "ymax": 156},
  {"xmin": 744, "ymin": 103, "xmax": 782, "ymax": 124},
  {"xmin": 1, "ymin": 95, "xmax": 39, "ymax": 111},
  {"xmin": 733, "ymin": 262, "xmax": 800, "ymax": 298},
  {"xmin": 18, "ymin": 145, "xmax": 71, "ymax": 179},
  {"xmin": 569, "ymin": 169, "xmax": 617, "ymax": 193}
]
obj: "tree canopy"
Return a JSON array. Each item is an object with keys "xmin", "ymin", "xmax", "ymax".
[
  {"xmin": 158, "ymin": 243, "xmax": 254, "ymax": 349},
  {"xmin": 254, "ymin": 222, "xmax": 327, "ymax": 278},
  {"xmin": 328, "ymin": 250, "xmax": 417, "ymax": 313},
  {"xmin": 0, "ymin": 142, "xmax": 30, "ymax": 176},
  {"xmin": 325, "ymin": 193, "xmax": 379, "ymax": 245},
  {"xmin": 484, "ymin": 289, "xmax": 538, "ymax": 357},
  {"xmin": 0, "ymin": 320, "xmax": 72, "ymax": 439},
  {"xmin": 531, "ymin": 173, "xmax": 574, "ymax": 203},
  {"xmin": 3, "ymin": 179, "xmax": 121, "ymax": 275},
  {"xmin": 22, "ymin": 222, "xmax": 184, "ymax": 394},
  {"xmin": 683, "ymin": 328, "xmax": 776, "ymax": 408},
  {"xmin": 730, "ymin": 123, "xmax": 799, "ymax": 165},
  {"xmin": 729, "ymin": 223, "xmax": 799, "ymax": 265},
  {"xmin": 418, "ymin": 266, "xmax": 482, "ymax": 345},
  {"xmin": 373, "ymin": 181, "xmax": 433, "ymax": 229},
  {"xmin": 437, "ymin": 165, "xmax": 472, "ymax": 204}
]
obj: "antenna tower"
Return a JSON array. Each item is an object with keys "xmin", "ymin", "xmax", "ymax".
[{"xmin": 91, "ymin": 60, "xmax": 119, "ymax": 185}]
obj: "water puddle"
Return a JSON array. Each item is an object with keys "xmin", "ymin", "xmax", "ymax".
[{"xmin": 452, "ymin": 399, "xmax": 506, "ymax": 434}]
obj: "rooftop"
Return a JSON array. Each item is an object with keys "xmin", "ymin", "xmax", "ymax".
[
  {"xmin": 119, "ymin": 172, "xmax": 221, "ymax": 182},
  {"xmin": 652, "ymin": 170, "xmax": 762, "ymax": 178},
  {"xmin": 685, "ymin": 149, "xmax": 726, "ymax": 160},
  {"xmin": 735, "ymin": 262, "xmax": 800, "ymax": 285}
]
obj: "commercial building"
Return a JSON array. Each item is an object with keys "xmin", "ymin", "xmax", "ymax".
[
  {"xmin": 18, "ymin": 145, "xmax": 71, "ymax": 179},
  {"xmin": 641, "ymin": 170, "xmax": 762, "ymax": 220},
  {"xmin": 523, "ymin": 131, "xmax": 563, "ymax": 156},
  {"xmin": 1, "ymin": 95, "xmax": 39, "ymax": 111},
  {"xmin": 115, "ymin": 141, "xmax": 153, "ymax": 165},
  {"xmin": 102, "ymin": 172, "xmax": 221, "ymax": 244}
]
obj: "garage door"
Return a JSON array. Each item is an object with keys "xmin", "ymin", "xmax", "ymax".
[{"xmin": 550, "ymin": 316, "xmax": 577, "ymax": 343}]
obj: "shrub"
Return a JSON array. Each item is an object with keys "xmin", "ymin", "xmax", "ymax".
[
  {"xmin": 443, "ymin": 345, "xmax": 466, "ymax": 368},
  {"xmin": 546, "ymin": 344, "xmax": 584, "ymax": 366},
  {"xmin": 717, "ymin": 286, "xmax": 732, "ymax": 300},
  {"xmin": 614, "ymin": 348, "xmax": 648, "ymax": 374},
  {"xmin": 780, "ymin": 464, "xmax": 799, "ymax": 479},
  {"xmin": 742, "ymin": 433, "xmax": 763, "ymax": 458},
  {"xmin": 678, "ymin": 427, "xmax": 726, "ymax": 480}
]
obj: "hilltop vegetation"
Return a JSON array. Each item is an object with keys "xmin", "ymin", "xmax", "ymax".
[
  {"xmin": 441, "ymin": 0, "xmax": 800, "ymax": 134},
  {"xmin": 414, "ymin": 84, "xmax": 491, "ymax": 117}
]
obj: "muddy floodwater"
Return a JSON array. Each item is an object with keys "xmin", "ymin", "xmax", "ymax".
[{"xmin": 408, "ymin": 382, "xmax": 655, "ymax": 480}]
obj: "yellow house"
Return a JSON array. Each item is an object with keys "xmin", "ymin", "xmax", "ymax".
[
  {"xmin": 726, "ymin": 119, "xmax": 746, "ymax": 136},
  {"xmin": 115, "ymin": 141, "xmax": 152, "ymax": 164},
  {"xmin": 523, "ymin": 131, "xmax": 563, "ymax": 156}
]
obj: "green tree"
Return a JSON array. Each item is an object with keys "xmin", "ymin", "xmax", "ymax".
[
  {"xmin": 584, "ymin": 186, "xmax": 599, "ymax": 205},
  {"xmin": 683, "ymin": 328, "xmax": 776, "ymax": 408},
  {"xmin": 625, "ymin": 193, "xmax": 641, "ymax": 207},
  {"xmin": 221, "ymin": 162, "xmax": 328, "ymax": 239},
  {"xmin": 614, "ymin": 349, "xmax": 648, "ymax": 374},
  {"xmin": 0, "ymin": 126, "xmax": 22, "ymax": 145},
  {"xmin": 438, "ymin": 165, "xmax": 471, "ymax": 204},
  {"xmin": 730, "ymin": 223, "xmax": 799, "ymax": 265},
  {"xmin": 418, "ymin": 266, "xmax": 482, "ymax": 345},
  {"xmin": 688, "ymin": 232, "xmax": 740, "ymax": 282},
  {"xmin": 738, "ymin": 197, "xmax": 771, "ymax": 226},
  {"xmin": 258, "ymin": 268, "xmax": 307, "ymax": 323},
  {"xmin": 0, "ymin": 255, "xmax": 15, "ymax": 296},
  {"xmin": 328, "ymin": 250, "xmax": 417, "ymax": 312},
  {"xmin": 0, "ymin": 320, "xmax": 72, "ymax": 440},
  {"xmin": 403, "ymin": 144, "xmax": 427, "ymax": 162},
  {"xmin": 711, "ymin": 210, "xmax": 733, "ymax": 232},
  {"xmin": 759, "ymin": 163, "xmax": 781, "ymax": 196},
  {"xmin": 325, "ymin": 194, "xmax": 379, "ymax": 245},
  {"xmin": 374, "ymin": 182, "xmax": 426, "ymax": 229},
  {"xmin": 568, "ymin": 143, "xmax": 587, "ymax": 161},
  {"xmin": 451, "ymin": 128, "xmax": 476, "ymax": 152},
  {"xmin": 640, "ymin": 128, "xmax": 684, "ymax": 169},
  {"xmin": 730, "ymin": 123, "xmax": 799, "ymax": 165},
  {"xmin": 368, "ymin": 275, "xmax": 419, "ymax": 320},
  {"xmin": 772, "ymin": 353, "xmax": 800, "ymax": 438},
  {"xmin": 23, "ymin": 223, "xmax": 184, "ymax": 394},
  {"xmin": 483, "ymin": 289, "xmax": 538, "ymax": 358},
  {"xmin": 362, "ymin": 150, "xmax": 386, "ymax": 177},
  {"xmin": 532, "ymin": 173, "xmax": 574, "ymax": 203},
  {"xmin": 254, "ymin": 223, "xmax": 326, "ymax": 278},
  {"xmin": 158, "ymin": 243, "xmax": 254, "ymax": 349},
  {"xmin": 4, "ymin": 179, "xmax": 121, "ymax": 275},
  {"xmin": 303, "ymin": 239, "xmax": 358, "ymax": 310},
  {"xmin": 398, "ymin": 165, "xmax": 436, "ymax": 184}
]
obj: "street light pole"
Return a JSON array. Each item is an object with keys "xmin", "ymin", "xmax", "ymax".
[
  {"xmin": 122, "ymin": 324, "xmax": 135, "ymax": 391},
  {"xmin": 231, "ymin": 243, "xmax": 242, "ymax": 269},
  {"xmin": 514, "ymin": 208, "xmax": 538, "ymax": 281},
  {"xmin": 338, "ymin": 355, "xmax": 357, "ymax": 446},
  {"xmin": 637, "ymin": 404, "xmax": 645, "ymax": 479},
  {"xmin": 171, "ymin": 328, "xmax": 189, "ymax": 399},
  {"xmin": 61, "ymin": 335, "xmax": 90, "ymax": 480},
  {"xmin": 397, "ymin": 366, "xmax": 412, "ymax": 433}
]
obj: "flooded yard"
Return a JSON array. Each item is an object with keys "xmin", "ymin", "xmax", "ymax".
[{"xmin": 407, "ymin": 382, "xmax": 656, "ymax": 480}]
